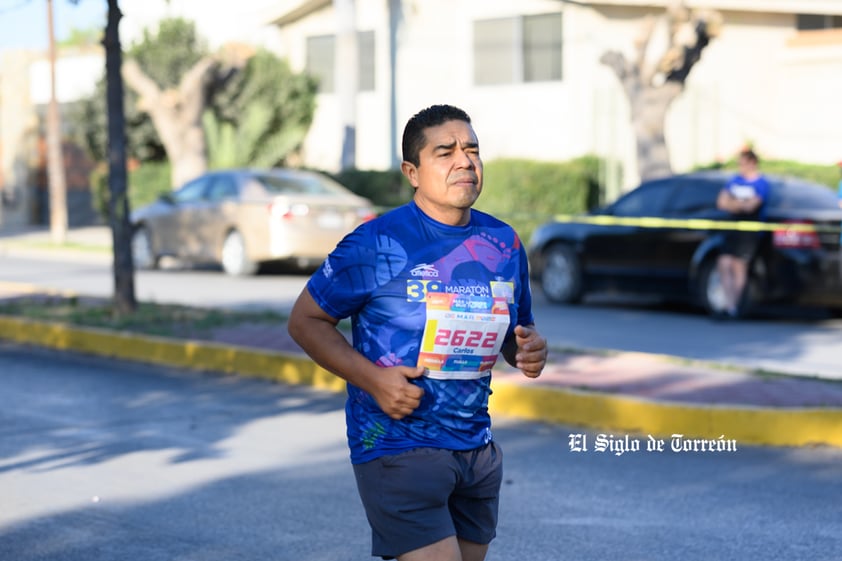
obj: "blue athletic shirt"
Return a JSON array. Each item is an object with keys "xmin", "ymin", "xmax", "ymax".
[
  {"xmin": 306, "ymin": 201, "xmax": 534, "ymax": 464},
  {"xmin": 725, "ymin": 174, "xmax": 771, "ymax": 220}
]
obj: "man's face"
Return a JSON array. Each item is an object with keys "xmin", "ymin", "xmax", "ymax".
[
  {"xmin": 401, "ymin": 119, "xmax": 483, "ymax": 225},
  {"xmin": 738, "ymin": 155, "xmax": 756, "ymax": 175}
]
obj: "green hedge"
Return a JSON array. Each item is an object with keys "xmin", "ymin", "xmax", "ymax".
[
  {"xmin": 475, "ymin": 156, "xmax": 603, "ymax": 242},
  {"xmin": 326, "ymin": 158, "xmax": 604, "ymax": 241},
  {"xmin": 755, "ymin": 160, "xmax": 839, "ymax": 189},
  {"xmin": 91, "ymin": 158, "xmax": 605, "ymax": 244},
  {"xmin": 696, "ymin": 159, "xmax": 840, "ymax": 190},
  {"xmin": 91, "ymin": 161, "xmax": 172, "ymax": 222},
  {"xmin": 327, "ymin": 158, "xmax": 603, "ymax": 242},
  {"xmin": 328, "ymin": 168, "xmax": 413, "ymax": 210},
  {"xmin": 91, "ymin": 156, "xmax": 837, "ymax": 243}
]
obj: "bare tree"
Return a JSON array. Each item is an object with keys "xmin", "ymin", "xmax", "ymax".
[
  {"xmin": 122, "ymin": 56, "xmax": 227, "ymax": 187},
  {"xmin": 600, "ymin": 2, "xmax": 722, "ymax": 181}
]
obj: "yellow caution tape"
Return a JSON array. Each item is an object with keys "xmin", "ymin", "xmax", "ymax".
[{"xmin": 550, "ymin": 215, "xmax": 841, "ymax": 233}]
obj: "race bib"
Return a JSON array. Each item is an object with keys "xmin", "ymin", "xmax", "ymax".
[
  {"xmin": 731, "ymin": 185, "xmax": 758, "ymax": 200},
  {"xmin": 418, "ymin": 292, "xmax": 511, "ymax": 380}
]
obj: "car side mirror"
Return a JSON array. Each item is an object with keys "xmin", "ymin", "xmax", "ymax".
[{"xmin": 158, "ymin": 193, "xmax": 175, "ymax": 205}]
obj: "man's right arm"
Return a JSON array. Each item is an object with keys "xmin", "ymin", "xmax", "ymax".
[{"xmin": 287, "ymin": 288, "xmax": 424, "ymax": 419}]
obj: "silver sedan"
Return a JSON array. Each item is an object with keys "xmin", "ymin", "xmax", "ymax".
[{"xmin": 130, "ymin": 168, "xmax": 375, "ymax": 275}]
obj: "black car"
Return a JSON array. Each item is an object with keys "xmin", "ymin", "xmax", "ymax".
[{"xmin": 527, "ymin": 171, "xmax": 842, "ymax": 315}]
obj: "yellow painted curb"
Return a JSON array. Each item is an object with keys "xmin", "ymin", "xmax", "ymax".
[
  {"xmin": 0, "ymin": 315, "xmax": 346, "ymax": 394},
  {"xmin": 2, "ymin": 315, "xmax": 841, "ymax": 449},
  {"xmin": 488, "ymin": 380, "xmax": 842, "ymax": 449}
]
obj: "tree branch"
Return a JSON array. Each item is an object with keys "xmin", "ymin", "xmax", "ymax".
[
  {"xmin": 177, "ymin": 56, "xmax": 220, "ymax": 121},
  {"xmin": 600, "ymin": 51, "xmax": 640, "ymax": 99},
  {"xmin": 633, "ymin": 14, "xmax": 657, "ymax": 72},
  {"xmin": 121, "ymin": 58, "xmax": 161, "ymax": 111}
]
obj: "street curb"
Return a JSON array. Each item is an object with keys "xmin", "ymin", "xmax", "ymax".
[
  {"xmin": 489, "ymin": 381, "xmax": 842, "ymax": 449},
  {"xmin": 1, "ymin": 315, "xmax": 841, "ymax": 449}
]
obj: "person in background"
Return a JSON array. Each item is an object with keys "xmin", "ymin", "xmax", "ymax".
[
  {"xmin": 287, "ymin": 104, "xmax": 547, "ymax": 561},
  {"xmin": 715, "ymin": 148, "xmax": 770, "ymax": 318}
]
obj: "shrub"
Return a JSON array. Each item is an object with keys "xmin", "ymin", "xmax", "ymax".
[
  {"xmin": 476, "ymin": 156, "xmax": 604, "ymax": 242},
  {"xmin": 328, "ymin": 158, "xmax": 605, "ymax": 241},
  {"xmin": 91, "ymin": 161, "xmax": 172, "ymax": 222},
  {"xmin": 328, "ymin": 168, "xmax": 413, "ymax": 211},
  {"xmin": 696, "ymin": 158, "xmax": 839, "ymax": 190}
]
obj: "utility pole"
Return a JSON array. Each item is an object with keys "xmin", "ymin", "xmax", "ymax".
[{"xmin": 45, "ymin": 0, "xmax": 68, "ymax": 243}]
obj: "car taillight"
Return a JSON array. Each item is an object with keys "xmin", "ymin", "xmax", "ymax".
[
  {"xmin": 773, "ymin": 220, "xmax": 820, "ymax": 249},
  {"xmin": 268, "ymin": 202, "xmax": 309, "ymax": 220}
]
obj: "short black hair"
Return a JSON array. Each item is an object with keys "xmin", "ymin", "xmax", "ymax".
[
  {"xmin": 739, "ymin": 148, "xmax": 759, "ymax": 164},
  {"xmin": 401, "ymin": 104, "xmax": 472, "ymax": 167}
]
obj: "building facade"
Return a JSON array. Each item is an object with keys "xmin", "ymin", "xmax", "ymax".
[
  {"xmin": 0, "ymin": 48, "xmax": 101, "ymax": 230},
  {"xmin": 2, "ymin": 0, "xmax": 841, "ymax": 230},
  {"xmin": 270, "ymin": 0, "xmax": 842, "ymax": 194}
]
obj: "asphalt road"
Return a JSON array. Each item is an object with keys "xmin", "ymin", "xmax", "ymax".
[
  {"xmin": 1, "ymin": 342, "xmax": 841, "ymax": 561},
  {"xmin": 1, "ymin": 252, "xmax": 841, "ymax": 379}
]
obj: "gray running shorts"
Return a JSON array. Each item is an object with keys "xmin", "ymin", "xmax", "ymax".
[{"xmin": 352, "ymin": 442, "xmax": 503, "ymax": 559}]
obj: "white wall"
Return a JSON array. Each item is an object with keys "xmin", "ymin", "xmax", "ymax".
[
  {"xmin": 28, "ymin": 52, "xmax": 102, "ymax": 104},
  {"xmin": 278, "ymin": 0, "xmax": 574, "ymax": 172},
  {"xmin": 118, "ymin": 0, "xmax": 286, "ymax": 51}
]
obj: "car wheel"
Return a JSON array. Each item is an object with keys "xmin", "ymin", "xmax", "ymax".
[
  {"xmin": 221, "ymin": 230, "xmax": 258, "ymax": 276},
  {"xmin": 131, "ymin": 226, "xmax": 158, "ymax": 270},
  {"xmin": 540, "ymin": 244, "xmax": 583, "ymax": 303},
  {"xmin": 697, "ymin": 258, "xmax": 729, "ymax": 316}
]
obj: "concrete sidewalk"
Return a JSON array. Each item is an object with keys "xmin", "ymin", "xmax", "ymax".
[
  {"xmin": 0, "ymin": 225, "xmax": 112, "ymax": 264},
  {"xmin": 1, "ymin": 226, "xmax": 842, "ymax": 448}
]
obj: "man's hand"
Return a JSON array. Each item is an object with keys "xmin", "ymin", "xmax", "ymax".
[
  {"xmin": 740, "ymin": 195, "xmax": 762, "ymax": 213},
  {"xmin": 368, "ymin": 365, "xmax": 426, "ymax": 420},
  {"xmin": 513, "ymin": 325, "xmax": 547, "ymax": 378}
]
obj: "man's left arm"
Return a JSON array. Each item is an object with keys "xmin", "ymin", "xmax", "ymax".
[{"xmin": 502, "ymin": 324, "xmax": 547, "ymax": 379}]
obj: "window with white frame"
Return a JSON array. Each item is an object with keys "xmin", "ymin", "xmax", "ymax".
[
  {"xmin": 474, "ymin": 13, "xmax": 562, "ymax": 85},
  {"xmin": 796, "ymin": 14, "xmax": 842, "ymax": 30},
  {"xmin": 306, "ymin": 30, "xmax": 375, "ymax": 93}
]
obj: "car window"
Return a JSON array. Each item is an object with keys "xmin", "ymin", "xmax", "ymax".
[
  {"xmin": 173, "ymin": 178, "xmax": 209, "ymax": 204},
  {"xmin": 767, "ymin": 178, "xmax": 838, "ymax": 210},
  {"xmin": 207, "ymin": 175, "xmax": 239, "ymax": 201},
  {"xmin": 664, "ymin": 178, "xmax": 721, "ymax": 216},
  {"xmin": 611, "ymin": 180, "xmax": 673, "ymax": 217},
  {"xmin": 257, "ymin": 173, "xmax": 349, "ymax": 196}
]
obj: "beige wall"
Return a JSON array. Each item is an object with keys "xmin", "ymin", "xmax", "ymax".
[
  {"xmin": 667, "ymin": 10, "xmax": 842, "ymax": 169},
  {"xmin": 0, "ymin": 51, "xmax": 39, "ymax": 229}
]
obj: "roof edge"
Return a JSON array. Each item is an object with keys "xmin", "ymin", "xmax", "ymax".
[{"xmin": 270, "ymin": 0, "xmax": 332, "ymax": 27}]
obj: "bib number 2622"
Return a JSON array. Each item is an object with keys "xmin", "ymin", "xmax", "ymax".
[{"xmin": 433, "ymin": 328, "xmax": 498, "ymax": 349}]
